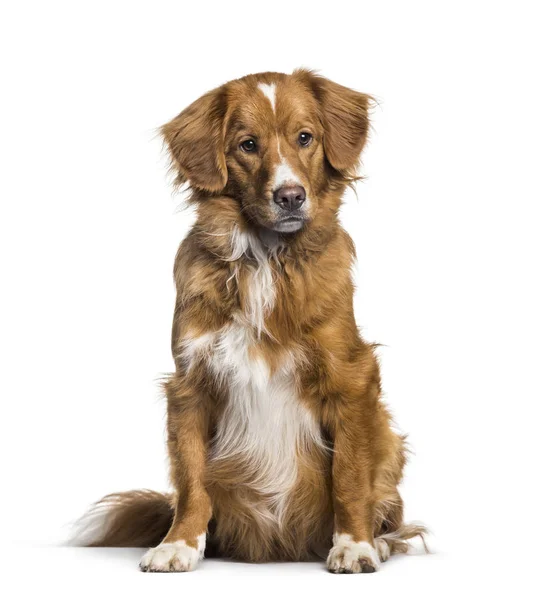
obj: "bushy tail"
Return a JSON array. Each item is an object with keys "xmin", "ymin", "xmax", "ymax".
[
  {"xmin": 378, "ymin": 522, "xmax": 430, "ymax": 555},
  {"xmin": 70, "ymin": 490, "xmax": 174, "ymax": 548}
]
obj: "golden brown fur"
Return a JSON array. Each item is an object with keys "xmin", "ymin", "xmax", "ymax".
[{"xmin": 75, "ymin": 69, "xmax": 426, "ymax": 573}]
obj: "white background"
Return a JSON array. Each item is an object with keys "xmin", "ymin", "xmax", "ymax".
[{"xmin": 1, "ymin": 1, "xmax": 553, "ymax": 598}]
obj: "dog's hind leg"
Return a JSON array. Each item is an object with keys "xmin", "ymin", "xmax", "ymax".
[{"xmin": 373, "ymin": 444, "xmax": 428, "ymax": 561}]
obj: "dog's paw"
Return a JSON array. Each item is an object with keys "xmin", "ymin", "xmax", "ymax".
[
  {"xmin": 139, "ymin": 535, "xmax": 206, "ymax": 572},
  {"xmin": 327, "ymin": 533, "xmax": 381, "ymax": 574},
  {"xmin": 375, "ymin": 537, "xmax": 391, "ymax": 562}
]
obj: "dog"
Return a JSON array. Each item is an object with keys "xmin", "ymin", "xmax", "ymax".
[{"xmin": 75, "ymin": 69, "xmax": 426, "ymax": 573}]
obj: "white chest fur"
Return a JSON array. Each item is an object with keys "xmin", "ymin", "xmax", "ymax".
[
  {"xmin": 179, "ymin": 227, "xmax": 323, "ymax": 525},
  {"xmin": 181, "ymin": 322, "xmax": 322, "ymax": 525}
]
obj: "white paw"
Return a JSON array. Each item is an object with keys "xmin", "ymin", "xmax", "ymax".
[
  {"xmin": 375, "ymin": 537, "xmax": 391, "ymax": 561},
  {"xmin": 139, "ymin": 534, "xmax": 206, "ymax": 573},
  {"xmin": 327, "ymin": 533, "xmax": 381, "ymax": 574}
]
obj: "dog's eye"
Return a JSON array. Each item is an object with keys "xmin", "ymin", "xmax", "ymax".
[
  {"xmin": 240, "ymin": 139, "xmax": 257, "ymax": 153},
  {"xmin": 298, "ymin": 132, "xmax": 313, "ymax": 147}
]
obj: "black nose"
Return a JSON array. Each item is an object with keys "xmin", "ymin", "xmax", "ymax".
[{"xmin": 273, "ymin": 185, "xmax": 306, "ymax": 211}]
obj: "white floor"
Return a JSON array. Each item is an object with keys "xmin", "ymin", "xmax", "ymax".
[{"xmin": 2, "ymin": 544, "xmax": 544, "ymax": 599}]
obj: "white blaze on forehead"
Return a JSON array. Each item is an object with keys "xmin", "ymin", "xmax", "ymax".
[
  {"xmin": 257, "ymin": 82, "xmax": 304, "ymax": 194},
  {"xmin": 258, "ymin": 82, "xmax": 277, "ymax": 113}
]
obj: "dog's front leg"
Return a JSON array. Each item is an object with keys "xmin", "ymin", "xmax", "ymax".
[
  {"xmin": 140, "ymin": 375, "xmax": 211, "ymax": 572},
  {"xmin": 326, "ymin": 399, "xmax": 382, "ymax": 574}
]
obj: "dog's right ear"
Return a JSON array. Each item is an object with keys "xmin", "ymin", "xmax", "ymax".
[{"xmin": 161, "ymin": 86, "xmax": 228, "ymax": 193}]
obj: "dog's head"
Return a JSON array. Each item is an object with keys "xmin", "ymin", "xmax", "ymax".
[{"xmin": 162, "ymin": 70, "xmax": 370, "ymax": 234}]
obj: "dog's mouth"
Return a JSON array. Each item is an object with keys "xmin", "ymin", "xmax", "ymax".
[{"xmin": 271, "ymin": 216, "xmax": 306, "ymax": 233}]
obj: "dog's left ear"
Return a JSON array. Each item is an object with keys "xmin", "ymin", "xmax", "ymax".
[
  {"xmin": 161, "ymin": 86, "xmax": 228, "ymax": 192},
  {"xmin": 299, "ymin": 70, "xmax": 371, "ymax": 173}
]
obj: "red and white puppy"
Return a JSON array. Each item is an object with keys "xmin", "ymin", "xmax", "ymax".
[{"xmin": 77, "ymin": 69, "xmax": 426, "ymax": 573}]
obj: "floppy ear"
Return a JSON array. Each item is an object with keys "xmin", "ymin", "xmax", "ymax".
[
  {"xmin": 161, "ymin": 86, "xmax": 228, "ymax": 192},
  {"xmin": 304, "ymin": 72, "xmax": 370, "ymax": 173}
]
